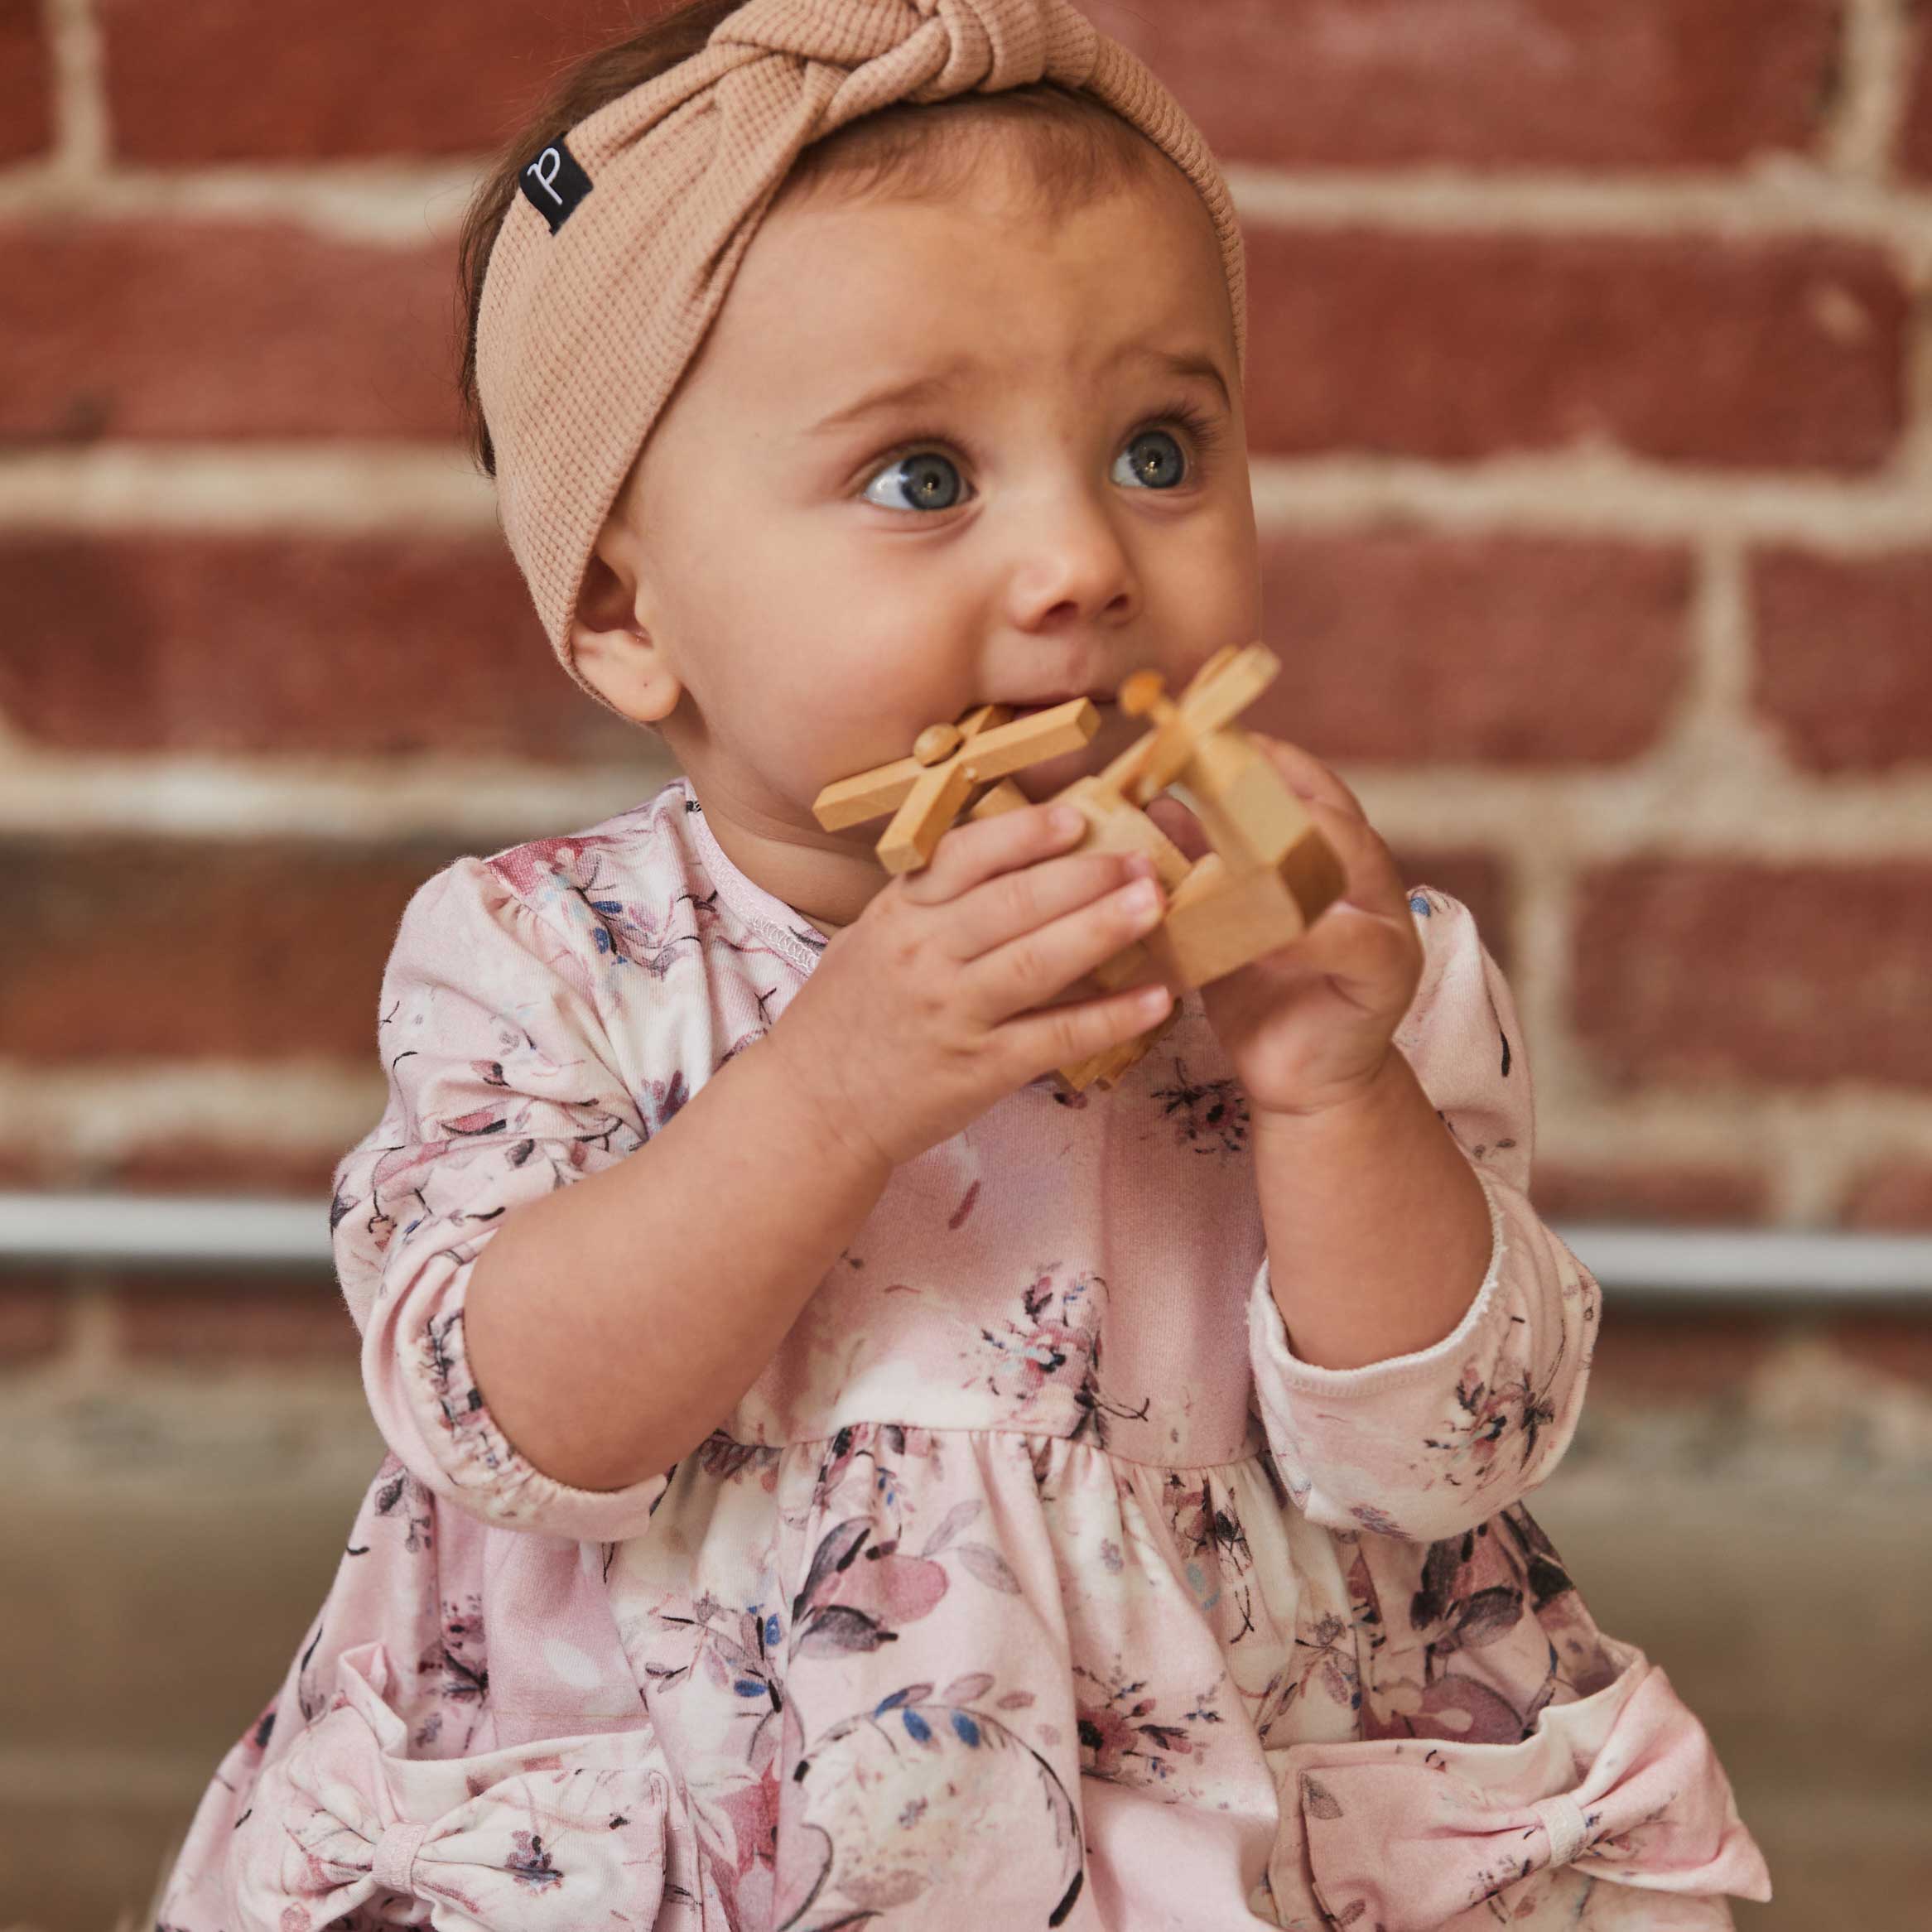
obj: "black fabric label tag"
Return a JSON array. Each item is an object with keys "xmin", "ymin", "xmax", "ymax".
[{"xmin": 519, "ymin": 135, "xmax": 593, "ymax": 234}]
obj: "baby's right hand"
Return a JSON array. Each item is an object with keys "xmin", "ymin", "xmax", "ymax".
[{"xmin": 765, "ymin": 802, "xmax": 1174, "ymax": 1172}]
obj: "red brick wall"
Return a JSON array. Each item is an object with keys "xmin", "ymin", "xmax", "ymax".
[{"xmin": 2, "ymin": 0, "xmax": 1930, "ymax": 1385}]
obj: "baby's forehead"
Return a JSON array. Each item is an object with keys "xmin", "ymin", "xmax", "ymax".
[
  {"xmin": 718, "ymin": 163, "xmax": 1234, "ymax": 384},
  {"xmin": 769, "ymin": 128, "xmax": 1215, "ymax": 260}
]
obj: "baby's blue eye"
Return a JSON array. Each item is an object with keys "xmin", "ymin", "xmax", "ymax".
[
  {"xmin": 1112, "ymin": 428, "xmax": 1182, "ymax": 490},
  {"xmin": 865, "ymin": 450, "xmax": 961, "ymax": 513},
  {"xmin": 861, "ymin": 422, "xmax": 1190, "ymax": 513}
]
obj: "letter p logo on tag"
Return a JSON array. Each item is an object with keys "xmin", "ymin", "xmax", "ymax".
[{"xmin": 519, "ymin": 135, "xmax": 593, "ymax": 234}]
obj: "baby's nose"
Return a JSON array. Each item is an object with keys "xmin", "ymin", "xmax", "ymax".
[{"xmin": 1005, "ymin": 502, "xmax": 1135, "ymax": 629}]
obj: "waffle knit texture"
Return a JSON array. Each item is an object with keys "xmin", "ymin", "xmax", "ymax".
[{"xmin": 473, "ymin": 0, "xmax": 1250, "ymax": 715}]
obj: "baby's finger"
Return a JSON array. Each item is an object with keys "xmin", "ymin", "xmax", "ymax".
[
  {"xmin": 1247, "ymin": 733, "xmax": 1369, "ymax": 822},
  {"xmin": 945, "ymin": 847, "xmax": 1155, "ymax": 962},
  {"xmin": 998, "ymin": 978, "xmax": 1175, "ymax": 1086},
  {"xmin": 1286, "ymin": 788, "xmax": 1410, "ymax": 925},
  {"xmin": 966, "ymin": 869, "xmax": 1169, "ymax": 1020},
  {"xmin": 898, "ymin": 799, "xmax": 1084, "ymax": 904}
]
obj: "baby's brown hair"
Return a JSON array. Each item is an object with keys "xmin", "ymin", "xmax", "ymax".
[{"xmin": 455, "ymin": 0, "xmax": 1173, "ymax": 479}]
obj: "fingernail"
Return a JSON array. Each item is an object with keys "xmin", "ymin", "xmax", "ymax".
[{"xmin": 1050, "ymin": 807, "xmax": 1083, "ymax": 837}]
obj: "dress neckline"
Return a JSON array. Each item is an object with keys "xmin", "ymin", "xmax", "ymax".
[{"xmin": 677, "ymin": 777, "xmax": 831, "ymax": 978}]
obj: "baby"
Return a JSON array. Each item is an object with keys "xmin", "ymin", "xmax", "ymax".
[{"xmin": 157, "ymin": 2, "xmax": 1772, "ymax": 1927}]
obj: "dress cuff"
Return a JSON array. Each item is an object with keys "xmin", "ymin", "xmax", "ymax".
[
  {"xmin": 373, "ymin": 1241, "xmax": 673, "ymax": 1543},
  {"xmin": 1249, "ymin": 1160, "xmax": 1510, "ymax": 1397}
]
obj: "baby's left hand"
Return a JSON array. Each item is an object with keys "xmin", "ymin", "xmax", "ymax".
[{"xmin": 1144, "ymin": 734, "xmax": 1422, "ymax": 1120}]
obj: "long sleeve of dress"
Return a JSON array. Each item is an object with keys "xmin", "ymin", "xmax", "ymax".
[
  {"xmin": 1246, "ymin": 885, "xmax": 1602, "ymax": 1543},
  {"xmin": 328, "ymin": 855, "xmax": 672, "ymax": 1542}
]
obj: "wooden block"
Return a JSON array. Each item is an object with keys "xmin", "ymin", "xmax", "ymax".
[
  {"xmin": 811, "ymin": 698, "xmax": 1098, "ymax": 836},
  {"xmin": 802, "ymin": 642, "xmax": 1348, "ymax": 1090},
  {"xmin": 955, "ymin": 700, "xmax": 1100, "ymax": 783},
  {"xmin": 1158, "ymin": 823, "xmax": 1346, "ymax": 984},
  {"xmin": 811, "ymin": 703, "xmax": 1010, "ymax": 831},
  {"xmin": 1178, "ymin": 642, "xmax": 1278, "ymax": 739},
  {"xmin": 1054, "ymin": 1035, "xmax": 1149, "ymax": 1095},
  {"xmin": 1179, "ymin": 726, "xmax": 1319, "ymax": 873},
  {"xmin": 1117, "ymin": 643, "xmax": 1279, "ymax": 807},
  {"xmin": 1053, "ymin": 776, "xmax": 1194, "ymax": 889},
  {"xmin": 1279, "ymin": 812, "xmax": 1347, "ymax": 923},
  {"xmin": 1115, "ymin": 669, "xmax": 1198, "ymax": 799},
  {"xmin": 1043, "ymin": 780, "xmax": 1192, "ymax": 1089},
  {"xmin": 1055, "ymin": 997, "xmax": 1183, "ymax": 1093},
  {"xmin": 1159, "ymin": 856, "xmax": 1310, "ymax": 986},
  {"xmin": 877, "ymin": 759, "xmax": 980, "ymax": 874},
  {"xmin": 967, "ymin": 778, "xmax": 1031, "ymax": 820}
]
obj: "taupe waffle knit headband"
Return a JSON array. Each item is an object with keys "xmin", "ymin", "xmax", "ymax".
[{"xmin": 474, "ymin": 0, "xmax": 1249, "ymax": 708}]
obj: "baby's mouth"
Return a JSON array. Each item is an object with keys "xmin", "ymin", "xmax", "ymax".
[{"xmin": 997, "ymin": 698, "xmax": 1139, "ymax": 804}]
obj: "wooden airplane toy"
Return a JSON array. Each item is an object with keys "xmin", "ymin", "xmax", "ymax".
[{"xmin": 812, "ymin": 643, "xmax": 1347, "ymax": 1091}]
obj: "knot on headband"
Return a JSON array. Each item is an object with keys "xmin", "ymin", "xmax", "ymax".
[
  {"xmin": 712, "ymin": 0, "xmax": 1098, "ymax": 100},
  {"xmin": 475, "ymin": 0, "xmax": 1246, "ymax": 707}
]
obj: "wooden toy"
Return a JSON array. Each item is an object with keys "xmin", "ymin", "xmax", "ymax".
[
  {"xmin": 812, "ymin": 697, "xmax": 1103, "ymax": 872},
  {"xmin": 811, "ymin": 643, "xmax": 1346, "ymax": 1092}
]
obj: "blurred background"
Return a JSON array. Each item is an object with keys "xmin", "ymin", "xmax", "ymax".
[{"xmin": 2, "ymin": 0, "xmax": 1930, "ymax": 1925}]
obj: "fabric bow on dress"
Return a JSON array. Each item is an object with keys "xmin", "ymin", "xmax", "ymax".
[
  {"xmin": 1293, "ymin": 1645, "xmax": 1773, "ymax": 1930},
  {"xmin": 225, "ymin": 1641, "xmax": 670, "ymax": 1930}
]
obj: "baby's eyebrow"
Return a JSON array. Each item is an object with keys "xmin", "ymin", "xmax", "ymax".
[
  {"xmin": 803, "ymin": 344, "xmax": 1231, "ymax": 438},
  {"xmin": 806, "ymin": 364, "xmax": 974, "ymax": 436},
  {"xmin": 1130, "ymin": 347, "xmax": 1232, "ymax": 412}
]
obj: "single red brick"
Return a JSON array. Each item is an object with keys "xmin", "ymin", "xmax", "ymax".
[
  {"xmin": 1572, "ymin": 860, "xmax": 1932, "ymax": 1088},
  {"xmin": 0, "ymin": 1148, "xmax": 49, "ymax": 1186},
  {"xmin": 0, "ymin": 838, "xmax": 471, "ymax": 1062},
  {"xmin": 1583, "ymin": 1308, "xmax": 1782, "ymax": 1400},
  {"xmin": 99, "ymin": 0, "xmax": 634, "ymax": 161},
  {"xmin": 1531, "ymin": 1164, "xmax": 1772, "ymax": 1226},
  {"xmin": 1107, "ymin": 0, "xmax": 1841, "ymax": 171},
  {"xmin": 1840, "ymin": 1159, "xmax": 1932, "ymax": 1230},
  {"xmin": 1244, "ymin": 229, "xmax": 1906, "ymax": 473},
  {"xmin": 1816, "ymin": 1314, "xmax": 1932, "ymax": 1388},
  {"xmin": 0, "ymin": 0, "xmax": 53, "ymax": 162},
  {"xmin": 1904, "ymin": 6, "xmax": 1932, "ymax": 178},
  {"xmin": 1751, "ymin": 546, "xmax": 1932, "ymax": 771},
  {"xmin": 113, "ymin": 1275, "xmax": 359, "ymax": 1366},
  {"xmin": 0, "ymin": 219, "xmax": 458, "ymax": 441},
  {"xmin": 1250, "ymin": 530, "xmax": 1693, "ymax": 763},
  {"xmin": 0, "ymin": 1280, "xmax": 70, "ymax": 1365},
  {"xmin": 0, "ymin": 534, "xmax": 640, "ymax": 760}
]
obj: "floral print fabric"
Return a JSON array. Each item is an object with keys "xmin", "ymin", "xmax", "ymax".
[{"xmin": 158, "ymin": 777, "xmax": 1770, "ymax": 1930}]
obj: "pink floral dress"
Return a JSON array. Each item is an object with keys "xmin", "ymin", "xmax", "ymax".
[{"xmin": 158, "ymin": 775, "xmax": 1771, "ymax": 1932}]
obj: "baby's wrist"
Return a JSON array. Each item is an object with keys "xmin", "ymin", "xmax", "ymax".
[
  {"xmin": 1250, "ymin": 1043, "xmax": 1407, "ymax": 1130},
  {"xmin": 754, "ymin": 1016, "xmax": 899, "ymax": 1188}
]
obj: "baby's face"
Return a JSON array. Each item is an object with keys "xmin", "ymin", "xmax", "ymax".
[{"xmin": 576, "ymin": 142, "xmax": 1260, "ymax": 918}]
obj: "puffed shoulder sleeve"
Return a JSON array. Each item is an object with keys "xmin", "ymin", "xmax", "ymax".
[
  {"xmin": 328, "ymin": 856, "xmax": 669, "ymax": 1541},
  {"xmin": 1247, "ymin": 886, "xmax": 1602, "ymax": 1542}
]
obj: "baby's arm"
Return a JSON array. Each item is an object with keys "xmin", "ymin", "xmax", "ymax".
[
  {"xmin": 465, "ymin": 1010, "xmax": 889, "ymax": 1492},
  {"xmin": 337, "ymin": 802, "xmax": 1173, "ymax": 1534},
  {"xmin": 1245, "ymin": 889, "xmax": 1602, "ymax": 1542},
  {"xmin": 470, "ymin": 802, "xmax": 1173, "ymax": 1496}
]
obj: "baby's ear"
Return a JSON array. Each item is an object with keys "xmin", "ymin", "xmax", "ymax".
[{"xmin": 567, "ymin": 550, "xmax": 683, "ymax": 725}]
